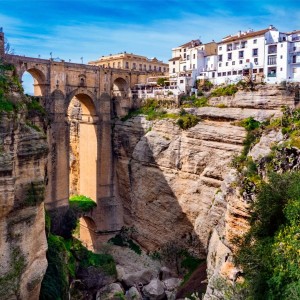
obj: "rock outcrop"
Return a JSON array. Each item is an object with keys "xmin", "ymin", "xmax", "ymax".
[
  {"xmin": 0, "ymin": 108, "xmax": 48, "ymax": 299},
  {"xmin": 114, "ymin": 115, "xmax": 247, "ymax": 255}
]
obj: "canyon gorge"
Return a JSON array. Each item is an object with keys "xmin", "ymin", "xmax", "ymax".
[{"xmin": 0, "ymin": 51, "xmax": 299, "ymax": 299}]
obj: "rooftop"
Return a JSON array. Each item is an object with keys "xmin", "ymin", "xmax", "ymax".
[{"xmin": 220, "ymin": 27, "xmax": 276, "ymax": 43}]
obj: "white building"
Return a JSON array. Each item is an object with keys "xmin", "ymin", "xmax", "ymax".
[
  {"xmin": 213, "ymin": 26, "xmax": 300, "ymax": 85},
  {"xmin": 214, "ymin": 27, "xmax": 278, "ymax": 85},
  {"xmin": 286, "ymin": 30, "xmax": 300, "ymax": 82},
  {"xmin": 169, "ymin": 40, "xmax": 217, "ymax": 93}
]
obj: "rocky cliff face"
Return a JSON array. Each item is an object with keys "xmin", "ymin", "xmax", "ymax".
[
  {"xmin": 0, "ymin": 103, "xmax": 48, "ymax": 299},
  {"xmin": 114, "ymin": 112, "xmax": 249, "ymax": 256},
  {"xmin": 114, "ymin": 86, "xmax": 294, "ymax": 297}
]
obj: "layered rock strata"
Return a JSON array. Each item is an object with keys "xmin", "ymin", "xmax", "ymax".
[
  {"xmin": 114, "ymin": 113, "xmax": 249, "ymax": 256},
  {"xmin": 0, "ymin": 110, "xmax": 48, "ymax": 300}
]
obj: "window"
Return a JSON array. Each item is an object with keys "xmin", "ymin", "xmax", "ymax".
[
  {"xmin": 108, "ymin": 63, "xmax": 110, "ymax": 67},
  {"xmin": 173, "ymin": 61, "xmax": 175, "ymax": 65},
  {"xmin": 163, "ymin": 67, "xmax": 166, "ymax": 72},
  {"xmin": 280, "ymin": 67, "xmax": 283, "ymax": 71},
  {"xmin": 259, "ymin": 68, "xmax": 264, "ymax": 73},
  {"xmin": 293, "ymin": 67, "xmax": 297, "ymax": 73},
  {"xmin": 193, "ymin": 64, "xmax": 195, "ymax": 69},
  {"xmin": 219, "ymin": 63, "xmax": 222, "ymax": 67},
  {"xmin": 227, "ymin": 44, "xmax": 233, "ymax": 51},
  {"xmin": 184, "ymin": 53, "xmax": 186, "ymax": 58},
  {"xmin": 293, "ymin": 55, "xmax": 296, "ymax": 63},
  {"xmin": 183, "ymin": 66, "xmax": 186, "ymax": 71},
  {"xmin": 253, "ymin": 39, "xmax": 257, "ymax": 44},
  {"xmin": 238, "ymin": 70, "xmax": 243, "ymax": 74},
  {"xmin": 254, "ymin": 58, "xmax": 258, "ymax": 63},
  {"xmin": 173, "ymin": 68, "xmax": 175, "ymax": 73},
  {"xmin": 184, "ymin": 48, "xmax": 186, "ymax": 52},
  {"xmin": 180, "ymin": 80, "xmax": 184, "ymax": 83},
  {"xmin": 219, "ymin": 46, "xmax": 222, "ymax": 51},
  {"xmin": 233, "ymin": 70, "xmax": 237, "ymax": 75},
  {"xmin": 252, "ymin": 48, "xmax": 258, "ymax": 56},
  {"xmin": 280, "ymin": 55, "xmax": 283, "ymax": 59},
  {"xmin": 226, "ymin": 62, "xmax": 229, "ymax": 66},
  {"xmin": 218, "ymin": 55, "xmax": 223, "ymax": 62},
  {"xmin": 133, "ymin": 63, "xmax": 136, "ymax": 69},
  {"xmin": 232, "ymin": 61, "xmax": 235, "ymax": 65},
  {"xmin": 144, "ymin": 64, "xmax": 146, "ymax": 70},
  {"xmin": 228, "ymin": 53, "xmax": 232, "ymax": 60},
  {"xmin": 193, "ymin": 54, "xmax": 196, "ymax": 59},
  {"xmin": 241, "ymin": 41, "xmax": 247, "ymax": 48},
  {"xmin": 218, "ymin": 72, "xmax": 221, "ymax": 77},
  {"xmin": 212, "ymin": 72, "xmax": 215, "ymax": 78},
  {"xmin": 253, "ymin": 69, "xmax": 257, "ymax": 73},
  {"xmin": 159, "ymin": 66, "xmax": 161, "ymax": 71},
  {"xmin": 239, "ymin": 60, "xmax": 243, "ymax": 64},
  {"xmin": 239, "ymin": 50, "xmax": 244, "ymax": 58},
  {"xmin": 113, "ymin": 62, "xmax": 115, "ymax": 68},
  {"xmin": 118, "ymin": 62, "xmax": 121, "ymax": 68},
  {"xmin": 227, "ymin": 71, "xmax": 232, "ymax": 75},
  {"xmin": 187, "ymin": 55, "xmax": 190, "ymax": 60},
  {"xmin": 139, "ymin": 64, "xmax": 142, "ymax": 70},
  {"xmin": 125, "ymin": 62, "xmax": 129, "ymax": 68},
  {"xmin": 149, "ymin": 65, "xmax": 152, "ymax": 70},
  {"xmin": 222, "ymin": 72, "xmax": 226, "ymax": 76}
]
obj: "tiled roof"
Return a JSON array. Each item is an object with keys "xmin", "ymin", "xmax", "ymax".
[
  {"xmin": 169, "ymin": 56, "xmax": 181, "ymax": 62},
  {"xmin": 286, "ymin": 30, "xmax": 300, "ymax": 34},
  {"xmin": 220, "ymin": 28, "xmax": 271, "ymax": 43},
  {"xmin": 179, "ymin": 39, "xmax": 201, "ymax": 48}
]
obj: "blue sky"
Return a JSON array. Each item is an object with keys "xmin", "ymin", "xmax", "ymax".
[{"xmin": 1, "ymin": 0, "xmax": 299, "ymax": 92}]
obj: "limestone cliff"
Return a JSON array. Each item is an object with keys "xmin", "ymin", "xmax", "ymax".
[
  {"xmin": 114, "ymin": 109, "xmax": 260, "ymax": 256},
  {"xmin": 113, "ymin": 86, "xmax": 295, "ymax": 298},
  {"xmin": 0, "ymin": 99, "xmax": 48, "ymax": 299}
]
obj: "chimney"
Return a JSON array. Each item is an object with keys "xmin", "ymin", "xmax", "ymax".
[
  {"xmin": 0, "ymin": 30, "xmax": 4, "ymax": 58},
  {"xmin": 269, "ymin": 25, "xmax": 273, "ymax": 30}
]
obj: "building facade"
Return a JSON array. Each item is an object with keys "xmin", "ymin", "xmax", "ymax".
[
  {"xmin": 89, "ymin": 52, "xmax": 168, "ymax": 73},
  {"xmin": 168, "ymin": 39, "xmax": 217, "ymax": 94}
]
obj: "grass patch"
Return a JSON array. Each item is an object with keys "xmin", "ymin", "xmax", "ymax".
[{"xmin": 69, "ymin": 195, "xmax": 97, "ymax": 213}]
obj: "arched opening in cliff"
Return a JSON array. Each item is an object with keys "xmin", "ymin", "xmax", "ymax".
[
  {"xmin": 67, "ymin": 93, "xmax": 98, "ymax": 202},
  {"xmin": 112, "ymin": 77, "xmax": 129, "ymax": 117},
  {"xmin": 21, "ymin": 68, "xmax": 46, "ymax": 96},
  {"xmin": 75, "ymin": 216, "xmax": 97, "ymax": 251}
]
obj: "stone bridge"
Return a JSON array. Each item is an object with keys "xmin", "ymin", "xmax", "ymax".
[{"xmin": 0, "ymin": 31, "xmax": 148, "ymax": 249}]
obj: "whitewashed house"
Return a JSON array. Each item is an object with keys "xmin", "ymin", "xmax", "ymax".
[
  {"xmin": 287, "ymin": 30, "xmax": 300, "ymax": 82},
  {"xmin": 214, "ymin": 26, "xmax": 278, "ymax": 85},
  {"xmin": 168, "ymin": 40, "xmax": 217, "ymax": 93}
]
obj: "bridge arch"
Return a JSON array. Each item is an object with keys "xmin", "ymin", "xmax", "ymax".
[
  {"xmin": 112, "ymin": 77, "xmax": 131, "ymax": 118},
  {"xmin": 21, "ymin": 67, "xmax": 47, "ymax": 96},
  {"xmin": 112, "ymin": 77, "xmax": 128, "ymax": 96},
  {"xmin": 76, "ymin": 216, "xmax": 97, "ymax": 251},
  {"xmin": 67, "ymin": 90, "xmax": 98, "ymax": 204}
]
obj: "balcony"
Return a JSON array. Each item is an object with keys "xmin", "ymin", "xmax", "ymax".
[
  {"xmin": 267, "ymin": 73, "xmax": 277, "ymax": 77},
  {"xmin": 268, "ymin": 56, "xmax": 277, "ymax": 65}
]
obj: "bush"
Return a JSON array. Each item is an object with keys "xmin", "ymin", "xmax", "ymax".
[
  {"xmin": 177, "ymin": 114, "xmax": 200, "ymax": 130},
  {"xmin": 109, "ymin": 227, "xmax": 142, "ymax": 255},
  {"xmin": 234, "ymin": 171, "xmax": 300, "ymax": 299},
  {"xmin": 210, "ymin": 84, "xmax": 238, "ymax": 97}
]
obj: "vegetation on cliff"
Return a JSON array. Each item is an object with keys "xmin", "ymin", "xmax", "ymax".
[
  {"xmin": 121, "ymin": 98, "xmax": 200, "ymax": 129},
  {"xmin": 40, "ymin": 202, "xmax": 116, "ymax": 300},
  {"xmin": 230, "ymin": 108, "xmax": 300, "ymax": 299}
]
